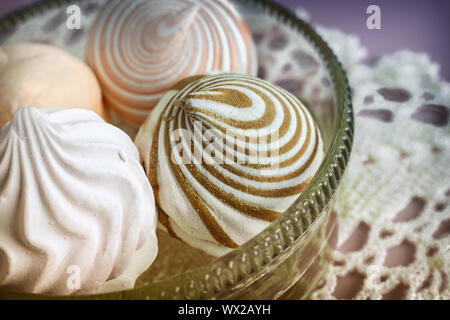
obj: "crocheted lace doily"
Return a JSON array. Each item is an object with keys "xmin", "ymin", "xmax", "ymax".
[
  {"xmin": 311, "ymin": 13, "xmax": 449, "ymax": 300},
  {"xmin": 245, "ymin": 5, "xmax": 449, "ymax": 299}
]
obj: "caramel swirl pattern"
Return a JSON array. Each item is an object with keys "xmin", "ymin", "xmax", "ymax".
[
  {"xmin": 86, "ymin": 0, "xmax": 257, "ymax": 127},
  {"xmin": 135, "ymin": 73, "xmax": 323, "ymax": 256}
]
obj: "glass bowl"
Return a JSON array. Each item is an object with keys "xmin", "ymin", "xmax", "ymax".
[{"xmin": 0, "ymin": 0, "xmax": 353, "ymax": 300}]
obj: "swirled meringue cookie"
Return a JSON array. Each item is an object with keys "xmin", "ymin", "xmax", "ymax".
[
  {"xmin": 0, "ymin": 43, "xmax": 106, "ymax": 129},
  {"xmin": 135, "ymin": 73, "xmax": 323, "ymax": 256},
  {"xmin": 0, "ymin": 107, "xmax": 157, "ymax": 295},
  {"xmin": 86, "ymin": 0, "xmax": 257, "ymax": 127}
]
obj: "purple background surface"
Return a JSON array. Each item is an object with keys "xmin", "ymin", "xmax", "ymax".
[{"xmin": 0, "ymin": 0, "xmax": 449, "ymax": 80}]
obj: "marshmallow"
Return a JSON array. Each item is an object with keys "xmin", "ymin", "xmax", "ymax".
[
  {"xmin": 0, "ymin": 107, "xmax": 158, "ymax": 295},
  {"xmin": 86, "ymin": 0, "xmax": 257, "ymax": 127},
  {"xmin": 0, "ymin": 43, "xmax": 106, "ymax": 129}
]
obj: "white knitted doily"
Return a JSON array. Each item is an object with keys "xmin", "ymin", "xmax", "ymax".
[
  {"xmin": 243, "ymin": 5, "xmax": 449, "ymax": 299},
  {"xmin": 310, "ymin": 23, "xmax": 450, "ymax": 300}
]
